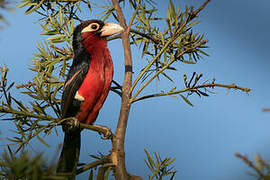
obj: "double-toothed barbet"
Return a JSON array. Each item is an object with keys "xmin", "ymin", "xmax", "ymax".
[{"xmin": 57, "ymin": 20, "xmax": 123, "ymax": 177}]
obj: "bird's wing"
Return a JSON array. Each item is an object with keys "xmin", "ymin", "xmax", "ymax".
[{"xmin": 61, "ymin": 62, "xmax": 89, "ymax": 118}]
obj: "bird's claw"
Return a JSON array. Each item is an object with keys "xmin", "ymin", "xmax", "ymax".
[
  {"xmin": 92, "ymin": 124, "xmax": 113, "ymax": 140},
  {"xmin": 101, "ymin": 129, "xmax": 112, "ymax": 140},
  {"xmin": 63, "ymin": 117, "xmax": 81, "ymax": 132}
]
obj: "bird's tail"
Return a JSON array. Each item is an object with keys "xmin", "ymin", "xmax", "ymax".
[{"xmin": 57, "ymin": 128, "xmax": 81, "ymax": 179}]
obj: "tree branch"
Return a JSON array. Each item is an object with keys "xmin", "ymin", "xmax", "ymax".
[
  {"xmin": 110, "ymin": 87, "xmax": 122, "ymax": 97},
  {"xmin": 131, "ymin": 82, "xmax": 251, "ymax": 103},
  {"xmin": 97, "ymin": 166, "xmax": 106, "ymax": 180},
  {"xmin": 189, "ymin": 0, "xmax": 211, "ymax": 21},
  {"xmin": 79, "ymin": 123, "xmax": 113, "ymax": 139},
  {"xmin": 129, "ymin": 35, "xmax": 179, "ymax": 97},
  {"xmin": 131, "ymin": 40, "xmax": 208, "ymax": 101},
  {"xmin": 0, "ymin": 106, "xmax": 56, "ymax": 121},
  {"xmin": 111, "ymin": 0, "xmax": 140, "ymax": 180},
  {"xmin": 111, "ymin": 80, "xmax": 123, "ymax": 97},
  {"xmin": 262, "ymin": 108, "xmax": 270, "ymax": 112},
  {"xmin": 235, "ymin": 153, "xmax": 265, "ymax": 179},
  {"xmin": 130, "ymin": 0, "xmax": 211, "ymax": 46},
  {"xmin": 76, "ymin": 158, "xmax": 110, "ymax": 175},
  {"xmin": 127, "ymin": 0, "xmax": 141, "ymax": 34},
  {"xmin": 130, "ymin": 29, "xmax": 160, "ymax": 44}
]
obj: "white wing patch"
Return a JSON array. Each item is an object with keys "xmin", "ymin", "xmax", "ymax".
[{"xmin": 75, "ymin": 91, "xmax": 85, "ymax": 101}]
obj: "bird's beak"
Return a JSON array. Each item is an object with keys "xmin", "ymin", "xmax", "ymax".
[{"xmin": 100, "ymin": 23, "xmax": 124, "ymax": 37}]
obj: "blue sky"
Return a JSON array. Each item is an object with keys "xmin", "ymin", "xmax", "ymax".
[{"xmin": 1, "ymin": 0, "xmax": 270, "ymax": 179}]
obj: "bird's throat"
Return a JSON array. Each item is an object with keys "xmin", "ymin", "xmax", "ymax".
[{"xmin": 76, "ymin": 38, "xmax": 113, "ymax": 124}]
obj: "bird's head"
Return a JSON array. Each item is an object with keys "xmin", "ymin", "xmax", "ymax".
[{"xmin": 73, "ymin": 20, "xmax": 124, "ymax": 54}]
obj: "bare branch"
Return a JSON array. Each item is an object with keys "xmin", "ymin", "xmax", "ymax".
[
  {"xmin": 131, "ymin": 82, "xmax": 250, "ymax": 103},
  {"xmin": 189, "ymin": 0, "xmax": 211, "ymax": 21},
  {"xmin": 235, "ymin": 153, "xmax": 265, "ymax": 178},
  {"xmin": 126, "ymin": 1, "xmax": 141, "ymax": 34},
  {"xmin": 76, "ymin": 158, "xmax": 110, "ymax": 175},
  {"xmin": 0, "ymin": 106, "xmax": 56, "ymax": 121},
  {"xmin": 111, "ymin": 0, "xmax": 140, "ymax": 179}
]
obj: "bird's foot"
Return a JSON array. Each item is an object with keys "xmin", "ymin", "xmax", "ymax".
[
  {"xmin": 63, "ymin": 117, "xmax": 81, "ymax": 132},
  {"xmin": 92, "ymin": 124, "xmax": 113, "ymax": 140},
  {"xmin": 79, "ymin": 123, "xmax": 113, "ymax": 139}
]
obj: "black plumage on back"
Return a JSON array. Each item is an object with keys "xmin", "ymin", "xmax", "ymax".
[
  {"xmin": 61, "ymin": 22, "xmax": 91, "ymax": 119},
  {"xmin": 57, "ymin": 22, "xmax": 92, "ymax": 178}
]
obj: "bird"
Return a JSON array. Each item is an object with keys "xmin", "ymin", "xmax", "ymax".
[{"xmin": 56, "ymin": 19, "xmax": 124, "ymax": 178}]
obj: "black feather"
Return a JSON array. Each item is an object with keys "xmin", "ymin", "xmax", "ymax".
[
  {"xmin": 61, "ymin": 20, "xmax": 104, "ymax": 118},
  {"xmin": 57, "ymin": 20, "xmax": 105, "ymax": 176}
]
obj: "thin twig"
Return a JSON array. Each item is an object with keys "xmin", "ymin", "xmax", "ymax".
[
  {"xmin": 50, "ymin": 44, "xmax": 73, "ymax": 55},
  {"xmin": 112, "ymin": 80, "xmax": 122, "ymax": 89},
  {"xmin": 16, "ymin": 82, "xmax": 35, "ymax": 89},
  {"xmin": 132, "ymin": 83, "xmax": 250, "ymax": 103},
  {"xmin": 129, "ymin": 35, "xmax": 178, "ymax": 96},
  {"xmin": 129, "ymin": 0, "xmax": 211, "ymax": 98},
  {"xmin": 97, "ymin": 166, "xmax": 106, "ymax": 180},
  {"xmin": 111, "ymin": 87, "xmax": 122, "ymax": 97},
  {"xmin": 76, "ymin": 158, "xmax": 110, "ymax": 175},
  {"xmin": 0, "ymin": 106, "xmax": 56, "ymax": 121},
  {"xmin": 130, "ymin": 29, "xmax": 159, "ymax": 44},
  {"xmin": 126, "ymin": 0, "xmax": 141, "ymax": 34},
  {"xmin": 131, "ymin": 40, "xmax": 208, "ymax": 101},
  {"xmin": 235, "ymin": 153, "xmax": 265, "ymax": 178},
  {"xmin": 189, "ymin": 0, "xmax": 211, "ymax": 21}
]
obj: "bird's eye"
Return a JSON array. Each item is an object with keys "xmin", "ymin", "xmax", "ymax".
[
  {"xmin": 81, "ymin": 22, "xmax": 101, "ymax": 33},
  {"xmin": 90, "ymin": 23, "xmax": 99, "ymax": 30}
]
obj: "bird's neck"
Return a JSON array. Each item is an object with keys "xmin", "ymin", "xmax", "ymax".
[
  {"xmin": 81, "ymin": 34, "xmax": 112, "ymax": 71},
  {"xmin": 82, "ymin": 33, "xmax": 107, "ymax": 53}
]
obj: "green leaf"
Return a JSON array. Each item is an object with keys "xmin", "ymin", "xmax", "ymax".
[
  {"xmin": 21, "ymin": 91, "xmax": 43, "ymax": 100},
  {"xmin": 179, "ymin": 94, "xmax": 193, "ymax": 107},
  {"xmin": 88, "ymin": 169, "xmax": 93, "ymax": 180},
  {"xmin": 16, "ymin": 2, "xmax": 36, "ymax": 8},
  {"xmin": 6, "ymin": 82, "xmax": 15, "ymax": 91},
  {"xmin": 138, "ymin": 12, "xmax": 149, "ymax": 27},
  {"xmin": 197, "ymin": 49, "xmax": 209, "ymax": 56},
  {"xmin": 70, "ymin": 19, "xmax": 74, "ymax": 35},
  {"xmin": 37, "ymin": 135, "xmax": 50, "ymax": 147},
  {"xmin": 183, "ymin": 74, "xmax": 188, "ymax": 87},
  {"xmin": 46, "ymin": 34, "xmax": 67, "ymax": 42},
  {"xmin": 198, "ymin": 90, "xmax": 209, "ymax": 97},
  {"xmin": 169, "ymin": 87, "xmax": 176, "ymax": 92},
  {"xmin": 41, "ymin": 30, "xmax": 59, "ymax": 36},
  {"xmin": 104, "ymin": 167, "xmax": 112, "ymax": 180},
  {"xmin": 154, "ymin": 152, "xmax": 160, "ymax": 168},
  {"xmin": 187, "ymin": 20, "xmax": 200, "ymax": 28},
  {"xmin": 181, "ymin": 60, "xmax": 196, "ymax": 64},
  {"xmin": 161, "ymin": 72, "xmax": 174, "ymax": 83},
  {"xmin": 142, "ymin": 42, "xmax": 149, "ymax": 57},
  {"xmin": 254, "ymin": 155, "xmax": 264, "ymax": 173},
  {"xmin": 12, "ymin": 97, "xmax": 29, "ymax": 111},
  {"xmin": 25, "ymin": 0, "xmax": 45, "ymax": 14},
  {"xmin": 144, "ymin": 149, "xmax": 155, "ymax": 172},
  {"xmin": 169, "ymin": 0, "xmax": 176, "ymax": 19}
]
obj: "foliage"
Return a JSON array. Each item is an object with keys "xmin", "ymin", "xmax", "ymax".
[
  {"xmin": 236, "ymin": 153, "xmax": 270, "ymax": 180},
  {"xmin": 0, "ymin": 147, "xmax": 65, "ymax": 180},
  {"xmin": 0, "ymin": 0, "xmax": 12, "ymax": 28},
  {"xmin": 0, "ymin": 148, "xmax": 175, "ymax": 180},
  {"xmin": 144, "ymin": 149, "xmax": 177, "ymax": 180},
  {"xmin": 0, "ymin": 0, "xmax": 250, "ymax": 179}
]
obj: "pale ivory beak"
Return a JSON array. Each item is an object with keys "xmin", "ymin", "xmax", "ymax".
[{"xmin": 100, "ymin": 23, "xmax": 124, "ymax": 37}]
